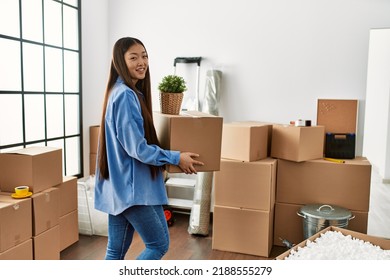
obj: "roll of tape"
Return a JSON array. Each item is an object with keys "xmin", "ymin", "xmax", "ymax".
[{"xmin": 295, "ymin": 119, "xmax": 306, "ymax": 127}]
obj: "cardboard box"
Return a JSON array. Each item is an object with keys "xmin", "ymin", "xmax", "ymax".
[
  {"xmin": 271, "ymin": 125, "xmax": 325, "ymax": 162},
  {"xmin": 221, "ymin": 122, "xmax": 271, "ymax": 161},
  {"xmin": 90, "ymin": 153, "xmax": 97, "ymax": 175},
  {"xmin": 32, "ymin": 187, "xmax": 59, "ymax": 236},
  {"xmin": 153, "ymin": 111, "xmax": 223, "ymax": 173},
  {"xmin": 0, "ymin": 195, "xmax": 32, "ymax": 253},
  {"xmin": 56, "ymin": 176, "xmax": 78, "ymax": 216},
  {"xmin": 276, "ymin": 226, "xmax": 390, "ymax": 260},
  {"xmin": 0, "ymin": 146, "xmax": 62, "ymax": 193},
  {"xmin": 89, "ymin": 125, "xmax": 100, "ymax": 154},
  {"xmin": 33, "ymin": 225, "xmax": 60, "ymax": 260},
  {"xmin": 212, "ymin": 205, "xmax": 274, "ymax": 257},
  {"xmin": 276, "ymin": 157, "xmax": 371, "ymax": 211},
  {"xmin": 59, "ymin": 210, "xmax": 79, "ymax": 251},
  {"xmin": 317, "ymin": 99, "xmax": 358, "ymax": 133},
  {"xmin": 214, "ymin": 158, "xmax": 277, "ymax": 211},
  {"xmin": 0, "ymin": 239, "xmax": 33, "ymax": 260},
  {"xmin": 273, "ymin": 202, "xmax": 368, "ymax": 247}
]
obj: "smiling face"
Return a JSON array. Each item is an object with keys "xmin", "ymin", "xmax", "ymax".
[{"xmin": 124, "ymin": 43, "xmax": 149, "ymax": 84}]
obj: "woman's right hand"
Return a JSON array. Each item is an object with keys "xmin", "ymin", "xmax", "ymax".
[{"xmin": 178, "ymin": 152, "xmax": 204, "ymax": 174}]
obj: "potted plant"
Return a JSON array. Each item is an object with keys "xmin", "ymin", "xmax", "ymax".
[{"xmin": 158, "ymin": 75, "xmax": 187, "ymax": 115}]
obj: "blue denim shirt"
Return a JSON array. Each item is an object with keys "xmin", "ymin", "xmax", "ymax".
[{"xmin": 94, "ymin": 77, "xmax": 180, "ymax": 215}]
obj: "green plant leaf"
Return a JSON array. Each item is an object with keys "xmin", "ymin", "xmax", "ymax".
[{"xmin": 158, "ymin": 75, "xmax": 187, "ymax": 93}]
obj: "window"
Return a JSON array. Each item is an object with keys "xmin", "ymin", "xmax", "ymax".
[{"xmin": 0, "ymin": 0, "xmax": 83, "ymax": 177}]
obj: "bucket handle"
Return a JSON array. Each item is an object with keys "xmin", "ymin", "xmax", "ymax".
[
  {"xmin": 349, "ymin": 215, "xmax": 355, "ymax": 221},
  {"xmin": 297, "ymin": 212, "xmax": 305, "ymax": 218},
  {"xmin": 317, "ymin": 204, "xmax": 334, "ymax": 213}
]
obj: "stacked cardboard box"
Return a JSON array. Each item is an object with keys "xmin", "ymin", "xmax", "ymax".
[
  {"xmin": 0, "ymin": 147, "xmax": 79, "ymax": 260},
  {"xmin": 153, "ymin": 111, "xmax": 223, "ymax": 173},
  {"xmin": 273, "ymin": 157, "xmax": 371, "ymax": 247},
  {"xmin": 89, "ymin": 125, "xmax": 100, "ymax": 175},
  {"xmin": 212, "ymin": 122, "xmax": 276, "ymax": 257},
  {"xmin": 317, "ymin": 99, "xmax": 358, "ymax": 159},
  {"xmin": 272, "ymin": 99, "xmax": 370, "ymax": 247}
]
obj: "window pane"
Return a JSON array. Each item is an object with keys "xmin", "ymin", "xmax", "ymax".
[
  {"xmin": 0, "ymin": 94, "xmax": 23, "ymax": 146},
  {"xmin": 46, "ymin": 94, "xmax": 64, "ymax": 138},
  {"xmin": 21, "ymin": 0, "xmax": 43, "ymax": 42},
  {"xmin": 0, "ymin": 146, "xmax": 24, "ymax": 153},
  {"xmin": 64, "ymin": 50, "xmax": 79, "ymax": 92},
  {"xmin": 26, "ymin": 142, "xmax": 45, "ymax": 148},
  {"xmin": 23, "ymin": 43, "xmax": 44, "ymax": 92},
  {"xmin": 63, "ymin": 5, "xmax": 79, "ymax": 50},
  {"xmin": 65, "ymin": 136, "xmax": 81, "ymax": 176},
  {"xmin": 44, "ymin": 0, "xmax": 62, "ymax": 47},
  {"xmin": 0, "ymin": 0, "xmax": 20, "ymax": 37},
  {"xmin": 45, "ymin": 46, "xmax": 63, "ymax": 92},
  {"xmin": 47, "ymin": 139, "xmax": 65, "ymax": 175},
  {"xmin": 63, "ymin": 0, "xmax": 78, "ymax": 7},
  {"xmin": 25, "ymin": 94, "xmax": 45, "ymax": 142},
  {"xmin": 0, "ymin": 39, "xmax": 21, "ymax": 91},
  {"xmin": 65, "ymin": 95, "xmax": 79, "ymax": 136}
]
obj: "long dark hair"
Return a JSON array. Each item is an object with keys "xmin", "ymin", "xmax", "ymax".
[{"xmin": 97, "ymin": 37, "xmax": 161, "ymax": 180}]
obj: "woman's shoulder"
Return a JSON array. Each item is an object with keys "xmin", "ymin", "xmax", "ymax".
[{"xmin": 111, "ymin": 81, "xmax": 138, "ymax": 103}]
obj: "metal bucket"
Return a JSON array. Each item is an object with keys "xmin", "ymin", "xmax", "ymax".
[{"xmin": 297, "ymin": 204, "xmax": 355, "ymax": 239}]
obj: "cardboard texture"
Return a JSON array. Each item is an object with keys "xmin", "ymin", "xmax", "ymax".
[
  {"xmin": 221, "ymin": 122, "xmax": 271, "ymax": 161},
  {"xmin": 59, "ymin": 210, "xmax": 79, "ymax": 251},
  {"xmin": 212, "ymin": 205, "xmax": 274, "ymax": 257},
  {"xmin": 317, "ymin": 99, "xmax": 358, "ymax": 133},
  {"xmin": 89, "ymin": 125, "xmax": 100, "ymax": 154},
  {"xmin": 0, "ymin": 239, "xmax": 33, "ymax": 260},
  {"xmin": 0, "ymin": 195, "xmax": 32, "ymax": 253},
  {"xmin": 153, "ymin": 111, "xmax": 223, "ymax": 173},
  {"xmin": 90, "ymin": 153, "xmax": 97, "ymax": 175},
  {"xmin": 273, "ymin": 202, "xmax": 368, "ymax": 247},
  {"xmin": 57, "ymin": 176, "xmax": 78, "ymax": 216},
  {"xmin": 276, "ymin": 157, "xmax": 371, "ymax": 211},
  {"xmin": 271, "ymin": 125, "xmax": 325, "ymax": 162},
  {"xmin": 33, "ymin": 225, "xmax": 60, "ymax": 260},
  {"xmin": 276, "ymin": 226, "xmax": 390, "ymax": 260},
  {"xmin": 0, "ymin": 146, "xmax": 62, "ymax": 193},
  {"xmin": 32, "ymin": 187, "xmax": 60, "ymax": 236},
  {"xmin": 214, "ymin": 158, "xmax": 277, "ymax": 211}
]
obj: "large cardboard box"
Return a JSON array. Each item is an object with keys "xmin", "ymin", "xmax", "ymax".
[
  {"xmin": 89, "ymin": 125, "xmax": 100, "ymax": 154},
  {"xmin": 59, "ymin": 210, "xmax": 79, "ymax": 251},
  {"xmin": 273, "ymin": 202, "xmax": 368, "ymax": 247},
  {"xmin": 212, "ymin": 205, "xmax": 274, "ymax": 257},
  {"xmin": 32, "ymin": 187, "xmax": 60, "ymax": 236},
  {"xmin": 33, "ymin": 225, "xmax": 60, "ymax": 260},
  {"xmin": 0, "ymin": 195, "xmax": 32, "ymax": 253},
  {"xmin": 221, "ymin": 122, "xmax": 271, "ymax": 161},
  {"xmin": 276, "ymin": 226, "xmax": 390, "ymax": 260},
  {"xmin": 90, "ymin": 153, "xmax": 97, "ymax": 175},
  {"xmin": 271, "ymin": 125, "xmax": 325, "ymax": 162},
  {"xmin": 0, "ymin": 239, "xmax": 33, "ymax": 260},
  {"xmin": 56, "ymin": 176, "xmax": 78, "ymax": 217},
  {"xmin": 276, "ymin": 157, "xmax": 371, "ymax": 211},
  {"xmin": 214, "ymin": 158, "xmax": 277, "ymax": 211},
  {"xmin": 317, "ymin": 99, "xmax": 358, "ymax": 133},
  {"xmin": 89, "ymin": 125, "xmax": 99, "ymax": 175},
  {"xmin": 153, "ymin": 111, "xmax": 223, "ymax": 173},
  {"xmin": 0, "ymin": 146, "xmax": 62, "ymax": 193}
]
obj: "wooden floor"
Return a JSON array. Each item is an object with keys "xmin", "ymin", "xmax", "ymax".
[{"xmin": 60, "ymin": 212, "xmax": 287, "ymax": 260}]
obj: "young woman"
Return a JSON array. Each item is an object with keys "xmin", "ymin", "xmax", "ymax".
[{"xmin": 95, "ymin": 37, "xmax": 203, "ymax": 260}]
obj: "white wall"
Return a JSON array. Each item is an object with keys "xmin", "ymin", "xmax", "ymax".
[
  {"xmin": 82, "ymin": 0, "xmax": 390, "ymax": 176},
  {"xmin": 363, "ymin": 28, "xmax": 390, "ymax": 181},
  {"xmin": 81, "ymin": 0, "xmax": 109, "ymax": 175}
]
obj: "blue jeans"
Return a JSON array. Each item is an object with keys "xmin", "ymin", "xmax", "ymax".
[{"xmin": 105, "ymin": 205, "xmax": 169, "ymax": 260}]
